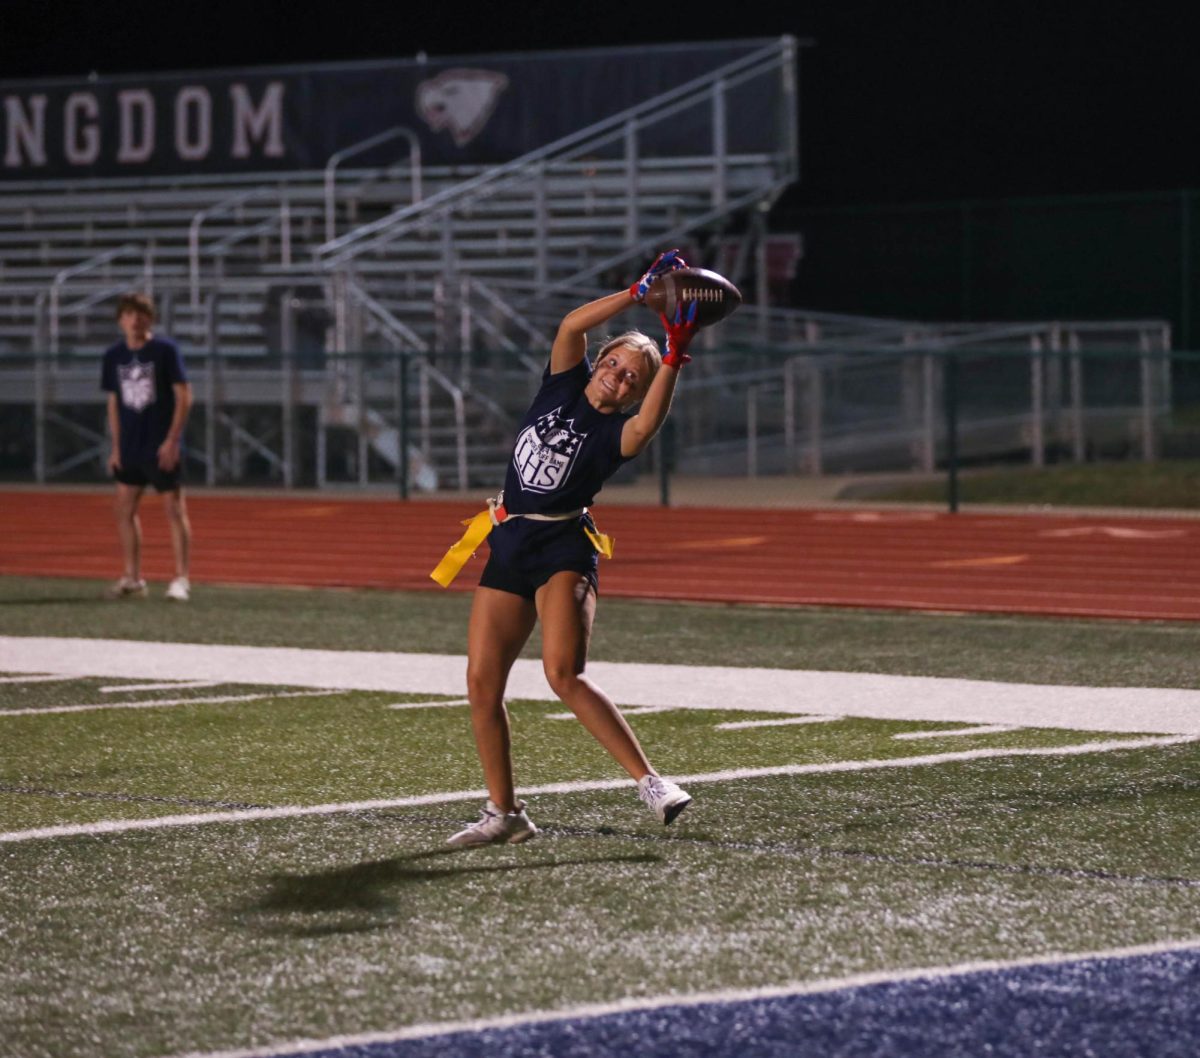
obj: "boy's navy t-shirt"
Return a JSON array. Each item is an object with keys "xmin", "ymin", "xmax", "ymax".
[
  {"xmin": 100, "ymin": 336, "xmax": 187, "ymax": 464},
  {"xmin": 488, "ymin": 357, "xmax": 631, "ymax": 570}
]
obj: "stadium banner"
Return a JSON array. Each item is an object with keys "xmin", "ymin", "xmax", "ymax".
[{"xmin": 0, "ymin": 40, "xmax": 776, "ymax": 181}]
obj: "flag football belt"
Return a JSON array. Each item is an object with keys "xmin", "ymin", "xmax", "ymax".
[{"xmin": 430, "ymin": 493, "xmax": 615, "ymax": 588}]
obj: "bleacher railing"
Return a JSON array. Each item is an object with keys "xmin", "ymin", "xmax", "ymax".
[
  {"xmin": 2, "ymin": 339, "xmax": 1183, "ymax": 498},
  {"xmin": 315, "ymin": 37, "xmax": 799, "ymax": 273}
]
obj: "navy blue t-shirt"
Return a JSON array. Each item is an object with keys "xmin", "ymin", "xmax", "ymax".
[
  {"xmin": 488, "ymin": 357, "xmax": 631, "ymax": 569},
  {"xmin": 100, "ymin": 336, "xmax": 187, "ymax": 463}
]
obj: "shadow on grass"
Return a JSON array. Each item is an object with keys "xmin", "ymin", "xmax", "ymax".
[{"xmin": 235, "ymin": 846, "xmax": 662, "ymax": 937}]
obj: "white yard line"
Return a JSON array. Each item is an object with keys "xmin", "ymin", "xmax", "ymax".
[
  {"xmin": 158, "ymin": 935, "xmax": 1200, "ymax": 1058},
  {"xmin": 546, "ymin": 705, "xmax": 671, "ymax": 720},
  {"xmin": 894, "ymin": 725, "xmax": 1018, "ymax": 741},
  {"xmin": 100, "ymin": 680, "xmax": 224, "ymax": 693},
  {"xmin": 1, "ymin": 734, "xmax": 1192, "ymax": 845},
  {"xmin": 3, "ymin": 636, "xmax": 1198, "ymax": 734},
  {"xmin": 717, "ymin": 716, "xmax": 844, "ymax": 730},
  {"xmin": 0, "ymin": 690, "xmax": 336, "ymax": 717},
  {"xmin": 386, "ymin": 698, "xmax": 469, "ymax": 710}
]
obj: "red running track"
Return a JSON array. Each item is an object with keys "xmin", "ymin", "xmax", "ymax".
[{"xmin": 1, "ymin": 490, "xmax": 1198, "ymax": 621}]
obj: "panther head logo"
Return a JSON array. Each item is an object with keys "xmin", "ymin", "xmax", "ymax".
[{"xmin": 415, "ymin": 69, "xmax": 509, "ymax": 147}]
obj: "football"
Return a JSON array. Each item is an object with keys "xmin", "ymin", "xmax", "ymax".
[{"xmin": 644, "ymin": 267, "xmax": 742, "ymax": 327}]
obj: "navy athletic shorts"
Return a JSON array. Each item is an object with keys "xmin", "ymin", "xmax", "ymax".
[
  {"xmin": 113, "ymin": 459, "xmax": 183, "ymax": 492},
  {"xmin": 478, "ymin": 552, "xmax": 598, "ymax": 601}
]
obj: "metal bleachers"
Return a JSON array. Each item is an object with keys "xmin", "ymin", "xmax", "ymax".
[{"xmin": 0, "ymin": 37, "xmax": 816, "ymax": 488}]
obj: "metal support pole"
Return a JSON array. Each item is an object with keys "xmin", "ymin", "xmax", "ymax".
[
  {"xmin": 1067, "ymin": 331, "xmax": 1084, "ymax": 463},
  {"xmin": 944, "ymin": 353, "xmax": 959, "ymax": 513},
  {"xmin": 460, "ymin": 275, "xmax": 472, "ymax": 385},
  {"xmin": 755, "ymin": 213, "xmax": 769, "ymax": 344},
  {"xmin": 746, "ymin": 385, "xmax": 758, "ymax": 477},
  {"xmin": 205, "ymin": 348, "xmax": 217, "ymax": 486},
  {"xmin": 279, "ymin": 198, "xmax": 292, "ymax": 268},
  {"xmin": 397, "ymin": 352, "xmax": 410, "ymax": 500},
  {"xmin": 205, "ymin": 292, "xmax": 219, "ymax": 356},
  {"xmin": 1159, "ymin": 325, "xmax": 1173, "ymax": 415},
  {"xmin": 356, "ymin": 355, "xmax": 369, "ymax": 486},
  {"xmin": 534, "ymin": 163, "xmax": 548, "ymax": 288},
  {"xmin": 711, "ymin": 79, "xmax": 728, "ymax": 210},
  {"xmin": 419, "ymin": 363, "xmax": 432, "ymax": 459},
  {"xmin": 1030, "ymin": 336, "xmax": 1045, "ymax": 468},
  {"xmin": 1139, "ymin": 335, "xmax": 1156, "ymax": 461},
  {"xmin": 159, "ymin": 289, "xmax": 174, "ymax": 337},
  {"xmin": 333, "ymin": 271, "xmax": 348, "ymax": 354},
  {"xmin": 282, "ymin": 345, "xmax": 295, "ymax": 489},
  {"xmin": 316, "ymin": 399, "xmax": 327, "ymax": 489},
  {"xmin": 807, "ymin": 357, "xmax": 823, "ymax": 475},
  {"xmin": 624, "ymin": 121, "xmax": 639, "ymax": 247},
  {"xmin": 34, "ymin": 349, "xmax": 47, "ymax": 483},
  {"xmin": 783, "ymin": 359, "xmax": 796, "ymax": 471},
  {"xmin": 658, "ymin": 418, "xmax": 672, "ymax": 507},
  {"xmin": 921, "ymin": 353, "xmax": 936, "ymax": 473}
]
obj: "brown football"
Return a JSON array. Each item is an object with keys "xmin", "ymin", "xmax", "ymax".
[{"xmin": 644, "ymin": 267, "xmax": 742, "ymax": 327}]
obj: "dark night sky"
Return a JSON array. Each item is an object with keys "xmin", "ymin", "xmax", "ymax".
[{"xmin": 3, "ymin": 0, "xmax": 1195, "ymax": 206}]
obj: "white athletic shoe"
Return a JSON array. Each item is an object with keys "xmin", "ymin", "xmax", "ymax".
[
  {"xmin": 447, "ymin": 800, "xmax": 538, "ymax": 847},
  {"xmin": 165, "ymin": 577, "xmax": 190, "ymax": 602},
  {"xmin": 105, "ymin": 576, "xmax": 147, "ymax": 600},
  {"xmin": 638, "ymin": 775, "xmax": 693, "ymax": 825}
]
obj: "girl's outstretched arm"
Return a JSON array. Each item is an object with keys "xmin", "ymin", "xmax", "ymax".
[
  {"xmin": 620, "ymin": 302, "xmax": 700, "ymax": 458},
  {"xmin": 549, "ymin": 291, "xmax": 635, "ymax": 375}
]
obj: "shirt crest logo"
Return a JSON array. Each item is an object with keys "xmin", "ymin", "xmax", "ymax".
[
  {"xmin": 118, "ymin": 360, "xmax": 156, "ymax": 412},
  {"xmin": 512, "ymin": 406, "xmax": 585, "ymax": 493}
]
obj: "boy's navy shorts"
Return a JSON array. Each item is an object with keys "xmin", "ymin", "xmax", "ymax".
[{"xmin": 113, "ymin": 458, "xmax": 183, "ymax": 492}]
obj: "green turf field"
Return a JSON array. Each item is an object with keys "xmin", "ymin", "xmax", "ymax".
[
  {"xmin": 1, "ymin": 576, "xmax": 1198, "ymax": 1058},
  {"xmin": 857, "ymin": 459, "xmax": 1200, "ymax": 508}
]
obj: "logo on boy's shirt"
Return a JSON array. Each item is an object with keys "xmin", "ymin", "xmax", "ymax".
[
  {"xmin": 513, "ymin": 406, "xmax": 585, "ymax": 493},
  {"xmin": 118, "ymin": 360, "xmax": 156, "ymax": 412}
]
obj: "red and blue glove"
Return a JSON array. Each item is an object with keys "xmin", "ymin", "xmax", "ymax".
[
  {"xmin": 661, "ymin": 300, "xmax": 699, "ymax": 369},
  {"xmin": 629, "ymin": 248, "xmax": 688, "ymax": 302}
]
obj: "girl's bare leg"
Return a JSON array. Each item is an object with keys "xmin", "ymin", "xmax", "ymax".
[
  {"xmin": 465, "ymin": 586, "xmax": 537, "ymax": 812},
  {"xmin": 536, "ymin": 570, "xmax": 654, "ymax": 780}
]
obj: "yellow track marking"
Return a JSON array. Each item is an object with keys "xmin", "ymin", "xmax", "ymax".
[
  {"xmin": 675, "ymin": 535, "xmax": 768, "ymax": 551},
  {"xmin": 931, "ymin": 555, "xmax": 1029, "ymax": 568}
]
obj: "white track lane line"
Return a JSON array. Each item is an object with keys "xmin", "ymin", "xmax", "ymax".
[
  {"xmin": 2, "ymin": 734, "xmax": 1192, "ymax": 845},
  {"xmin": 894, "ymin": 725, "xmax": 1018, "ymax": 741},
  {"xmin": 0, "ymin": 689, "xmax": 336, "ymax": 717},
  {"xmin": 157, "ymin": 935, "xmax": 1200, "ymax": 1058},
  {"xmin": 717, "ymin": 716, "xmax": 844, "ymax": 730}
]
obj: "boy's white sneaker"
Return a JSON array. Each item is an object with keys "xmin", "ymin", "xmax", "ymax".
[
  {"xmin": 447, "ymin": 800, "xmax": 538, "ymax": 847},
  {"xmin": 638, "ymin": 775, "xmax": 693, "ymax": 825},
  {"xmin": 165, "ymin": 577, "xmax": 190, "ymax": 602},
  {"xmin": 105, "ymin": 576, "xmax": 147, "ymax": 600}
]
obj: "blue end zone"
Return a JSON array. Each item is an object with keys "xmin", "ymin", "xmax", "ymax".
[{"xmin": 299, "ymin": 947, "xmax": 1200, "ymax": 1057}]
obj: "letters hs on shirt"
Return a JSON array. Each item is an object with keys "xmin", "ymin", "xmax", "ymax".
[{"xmin": 512, "ymin": 406, "xmax": 585, "ymax": 493}]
